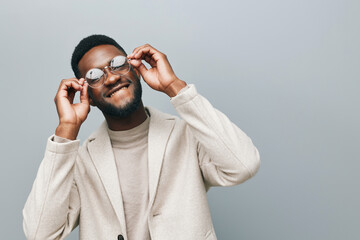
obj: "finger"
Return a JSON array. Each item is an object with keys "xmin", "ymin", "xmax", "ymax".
[
  {"xmin": 58, "ymin": 78, "xmax": 80, "ymax": 89},
  {"xmin": 134, "ymin": 47, "xmax": 157, "ymax": 60},
  {"xmin": 80, "ymin": 82, "xmax": 90, "ymax": 105},
  {"xmin": 60, "ymin": 79, "xmax": 82, "ymax": 91},
  {"xmin": 144, "ymin": 55, "xmax": 157, "ymax": 68},
  {"xmin": 58, "ymin": 80, "xmax": 83, "ymax": 97},
  {"xmin": 70, "ymin": 79, "xmax": 84, "ymax": 99},
  {"xmin": 55, "ymin": 83, "xmax": 83, "ymax": 107},
  {"xmin": 68, "ymin": 89, "xmax": 76, "ymax": 103},
  {"xmin": 128, "ymin": 44, "xmax": 153, "ymax": 58},
  {"xmin": 131, "ymin": 60, "xmax": 148, "ymax": 77},
  {"xmin": 129, "ymin": 48, "xmax": 161, "ymax": 72},
  {"xmin": 129, "ymin": 44, "xmax": 161, "ymax": 61},
  {"xmin": 129, "ymin": 59, "xmax": 143, "ymax": 68},
  {"xmin": 78, "ymin": 78, "xmax": 85, "ymax": 85}
]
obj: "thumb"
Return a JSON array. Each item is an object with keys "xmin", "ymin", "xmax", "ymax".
[
  {"xmin": 130, "ymin": 59, "xmax": 148, "ymax": 77},
  {"xmin": 80, "ymin": 82, "xmax": 90, "ymax": 105}
]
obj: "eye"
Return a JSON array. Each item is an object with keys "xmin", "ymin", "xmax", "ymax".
[
  {"xmin": 110, "ymin": 55, "xmax": 127, "ymax": 69},
  {"xmin": 85, "ymin": 68, "xmax": 104, "ymax": 83}
]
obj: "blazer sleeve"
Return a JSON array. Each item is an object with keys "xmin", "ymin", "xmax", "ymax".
[
  {"xmin": 171, "ymin": 84, "xmax": 260, "ymax": 188},
  {"xmin": 23, "ymin": 135, "xmax": 81, "ymax": 240}
]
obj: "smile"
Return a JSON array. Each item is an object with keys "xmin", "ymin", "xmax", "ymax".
[
  {"xmin": 106, "ymin": 83, "xmax": 131, "ymax": 98},
  {"xmin": 109, "ymin": 86, "xmax": 128, "ymax": 97}
]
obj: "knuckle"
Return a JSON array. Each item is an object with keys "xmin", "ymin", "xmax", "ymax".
[{"xmin": 61, "ymin": 79, "xmax": 69, "ymax": 85}]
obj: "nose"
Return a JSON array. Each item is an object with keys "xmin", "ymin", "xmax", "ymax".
[{"xmin": 103, "ymin": 67, "xmax": 121, "ymax": 86}]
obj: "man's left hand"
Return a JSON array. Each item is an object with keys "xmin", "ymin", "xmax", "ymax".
[{"xmin": 128, "ymin": 44, "xmax": 187, "ymax": 97}]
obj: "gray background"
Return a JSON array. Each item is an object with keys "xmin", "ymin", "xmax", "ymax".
[{"xmin": 0, "ymin": 0, "xmax": 359, "ymax": 239}]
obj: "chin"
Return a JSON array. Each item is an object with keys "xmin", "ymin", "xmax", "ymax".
[
  {"xmin": 91, "ymin": 79, "xmax": 143, "ymax": 118},
  {"xmin": 104, "ymin": 100, "xmax": 141, "ymax": 118},
  {"xmin": 100, "ymin": 92, "xmax": 142, "ymax": 118}
]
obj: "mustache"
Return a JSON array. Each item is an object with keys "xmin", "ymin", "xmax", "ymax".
[
  {"xmin": 105, "ymin": 68, "xmax": 140, "ymax": 93},
  {"xmin": 108, "ymin": 77, "xmax": 133, "ymax": 89}
]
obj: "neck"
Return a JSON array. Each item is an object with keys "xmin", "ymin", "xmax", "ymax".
[{"xmin": 104, "ymin": 101, "xmax": 147, "ymax": 131}]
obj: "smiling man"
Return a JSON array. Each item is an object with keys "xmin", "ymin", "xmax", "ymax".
[{"xmin": 23, "ymin": 34, "xmax": 260, "ymax": 240}]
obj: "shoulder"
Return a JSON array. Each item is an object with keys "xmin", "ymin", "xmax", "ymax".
[
  {"xmin": 145, "ymin": 106, "xmax": 177, "ymax": 120},
  {"xmin": 145, "ymin": 106, "xmax": 187, "ymax": 128},
  {"xmin": 76, "ymin": 121, "xmax": 108, "ymax": 158},
  {"xmin": 146, "ymin": 106, "xmax": 193, "ymax": 140}
]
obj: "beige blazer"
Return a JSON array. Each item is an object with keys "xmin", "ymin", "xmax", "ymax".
[{"xmin": 23, "ymin": 84, "xmax": 260, "ymax": 240}]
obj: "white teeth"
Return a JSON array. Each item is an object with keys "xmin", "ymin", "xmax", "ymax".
[{"xmin": 109, "ymin": 86, "xmax": 128, "ymax": 97}]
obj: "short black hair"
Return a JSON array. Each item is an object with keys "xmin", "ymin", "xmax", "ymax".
[{"xmin": 71, "ymin": 34, "xmax": 126, "ymax": 78}]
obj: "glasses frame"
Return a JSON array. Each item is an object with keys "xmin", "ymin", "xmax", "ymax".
[{"xmin": 84, "ymin": 55, "xmax": 132, "ymax": 88}]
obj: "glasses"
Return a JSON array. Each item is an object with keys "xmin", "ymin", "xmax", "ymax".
[{"xmin": 85, "ymin": 55, "xmax": 131, "ymax": 88}]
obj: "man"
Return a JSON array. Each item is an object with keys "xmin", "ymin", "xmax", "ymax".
[{"xmin": 23, "ymin": 34, "xmax": 260, "ymax": 240}]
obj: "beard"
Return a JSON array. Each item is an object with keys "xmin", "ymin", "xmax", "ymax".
[{"xmin": 89, "ymin": 71, "xmax": 143, "ymax": 118}]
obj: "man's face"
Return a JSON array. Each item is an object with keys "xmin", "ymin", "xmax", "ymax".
[{"xmin": 78, "ymin": 44, "xmax": 142, "ymax": 118}]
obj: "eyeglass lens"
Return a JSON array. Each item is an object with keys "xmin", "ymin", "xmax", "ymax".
[{"xmin": 85, "ymin": 55, "xmax": 130, "ymax": 88}]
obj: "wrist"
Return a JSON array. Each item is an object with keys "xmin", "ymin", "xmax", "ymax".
[
  {"xmin": 164, "ymin": 79, "xmax": 187, "ymax": 98},
  {"xmin": 55, "ymin": 122, "xmax": 81, "ymax": 140}
]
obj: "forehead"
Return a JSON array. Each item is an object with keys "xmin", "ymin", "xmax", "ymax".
[{"xmin": 78, "ymin": 44, "xmax": 125, "ymax": 76}]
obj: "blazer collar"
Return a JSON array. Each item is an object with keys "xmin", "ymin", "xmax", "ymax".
[
  {"xmin": 87, "ymin": 120, "xmax": 127, "ymax": 237},
  {"xmin": 146, "ymin": 107, "xmax": 176, "ymax": 208},
  {"xmin": 87, "ymin": 106, "xmax": 176, "ymax": 229}
]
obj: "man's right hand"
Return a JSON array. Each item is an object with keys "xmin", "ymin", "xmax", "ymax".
[{"xmin": 54, "ymin": 78, "xmax": 90, "ymax": 140}]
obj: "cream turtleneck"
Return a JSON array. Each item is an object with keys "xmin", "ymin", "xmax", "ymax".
[{"xmin": 107, "ymin": 116, "xmax": 151, "ymax": 240}]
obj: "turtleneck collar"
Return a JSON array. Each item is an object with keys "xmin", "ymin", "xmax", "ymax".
[{"xmin": 107, "ymin": 115, "xmax": 150, "ymax": 149}]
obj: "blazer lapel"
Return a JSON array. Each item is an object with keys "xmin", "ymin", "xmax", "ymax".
[
  {"xmin": 87, "ymin": 122, "xmax": 127, "ymax": 236},
  {"xmin": 147, "ymin": 107, "xmax": 176, "ymax": 208},
  {"xmin": 86, "ymin": 107, "xmax": 175, "ymax": 234}
]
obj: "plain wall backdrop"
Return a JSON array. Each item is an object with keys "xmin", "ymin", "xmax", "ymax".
[{"xmin": 0, "ymin": 0, "xmax": 359, "ymax": 239}]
